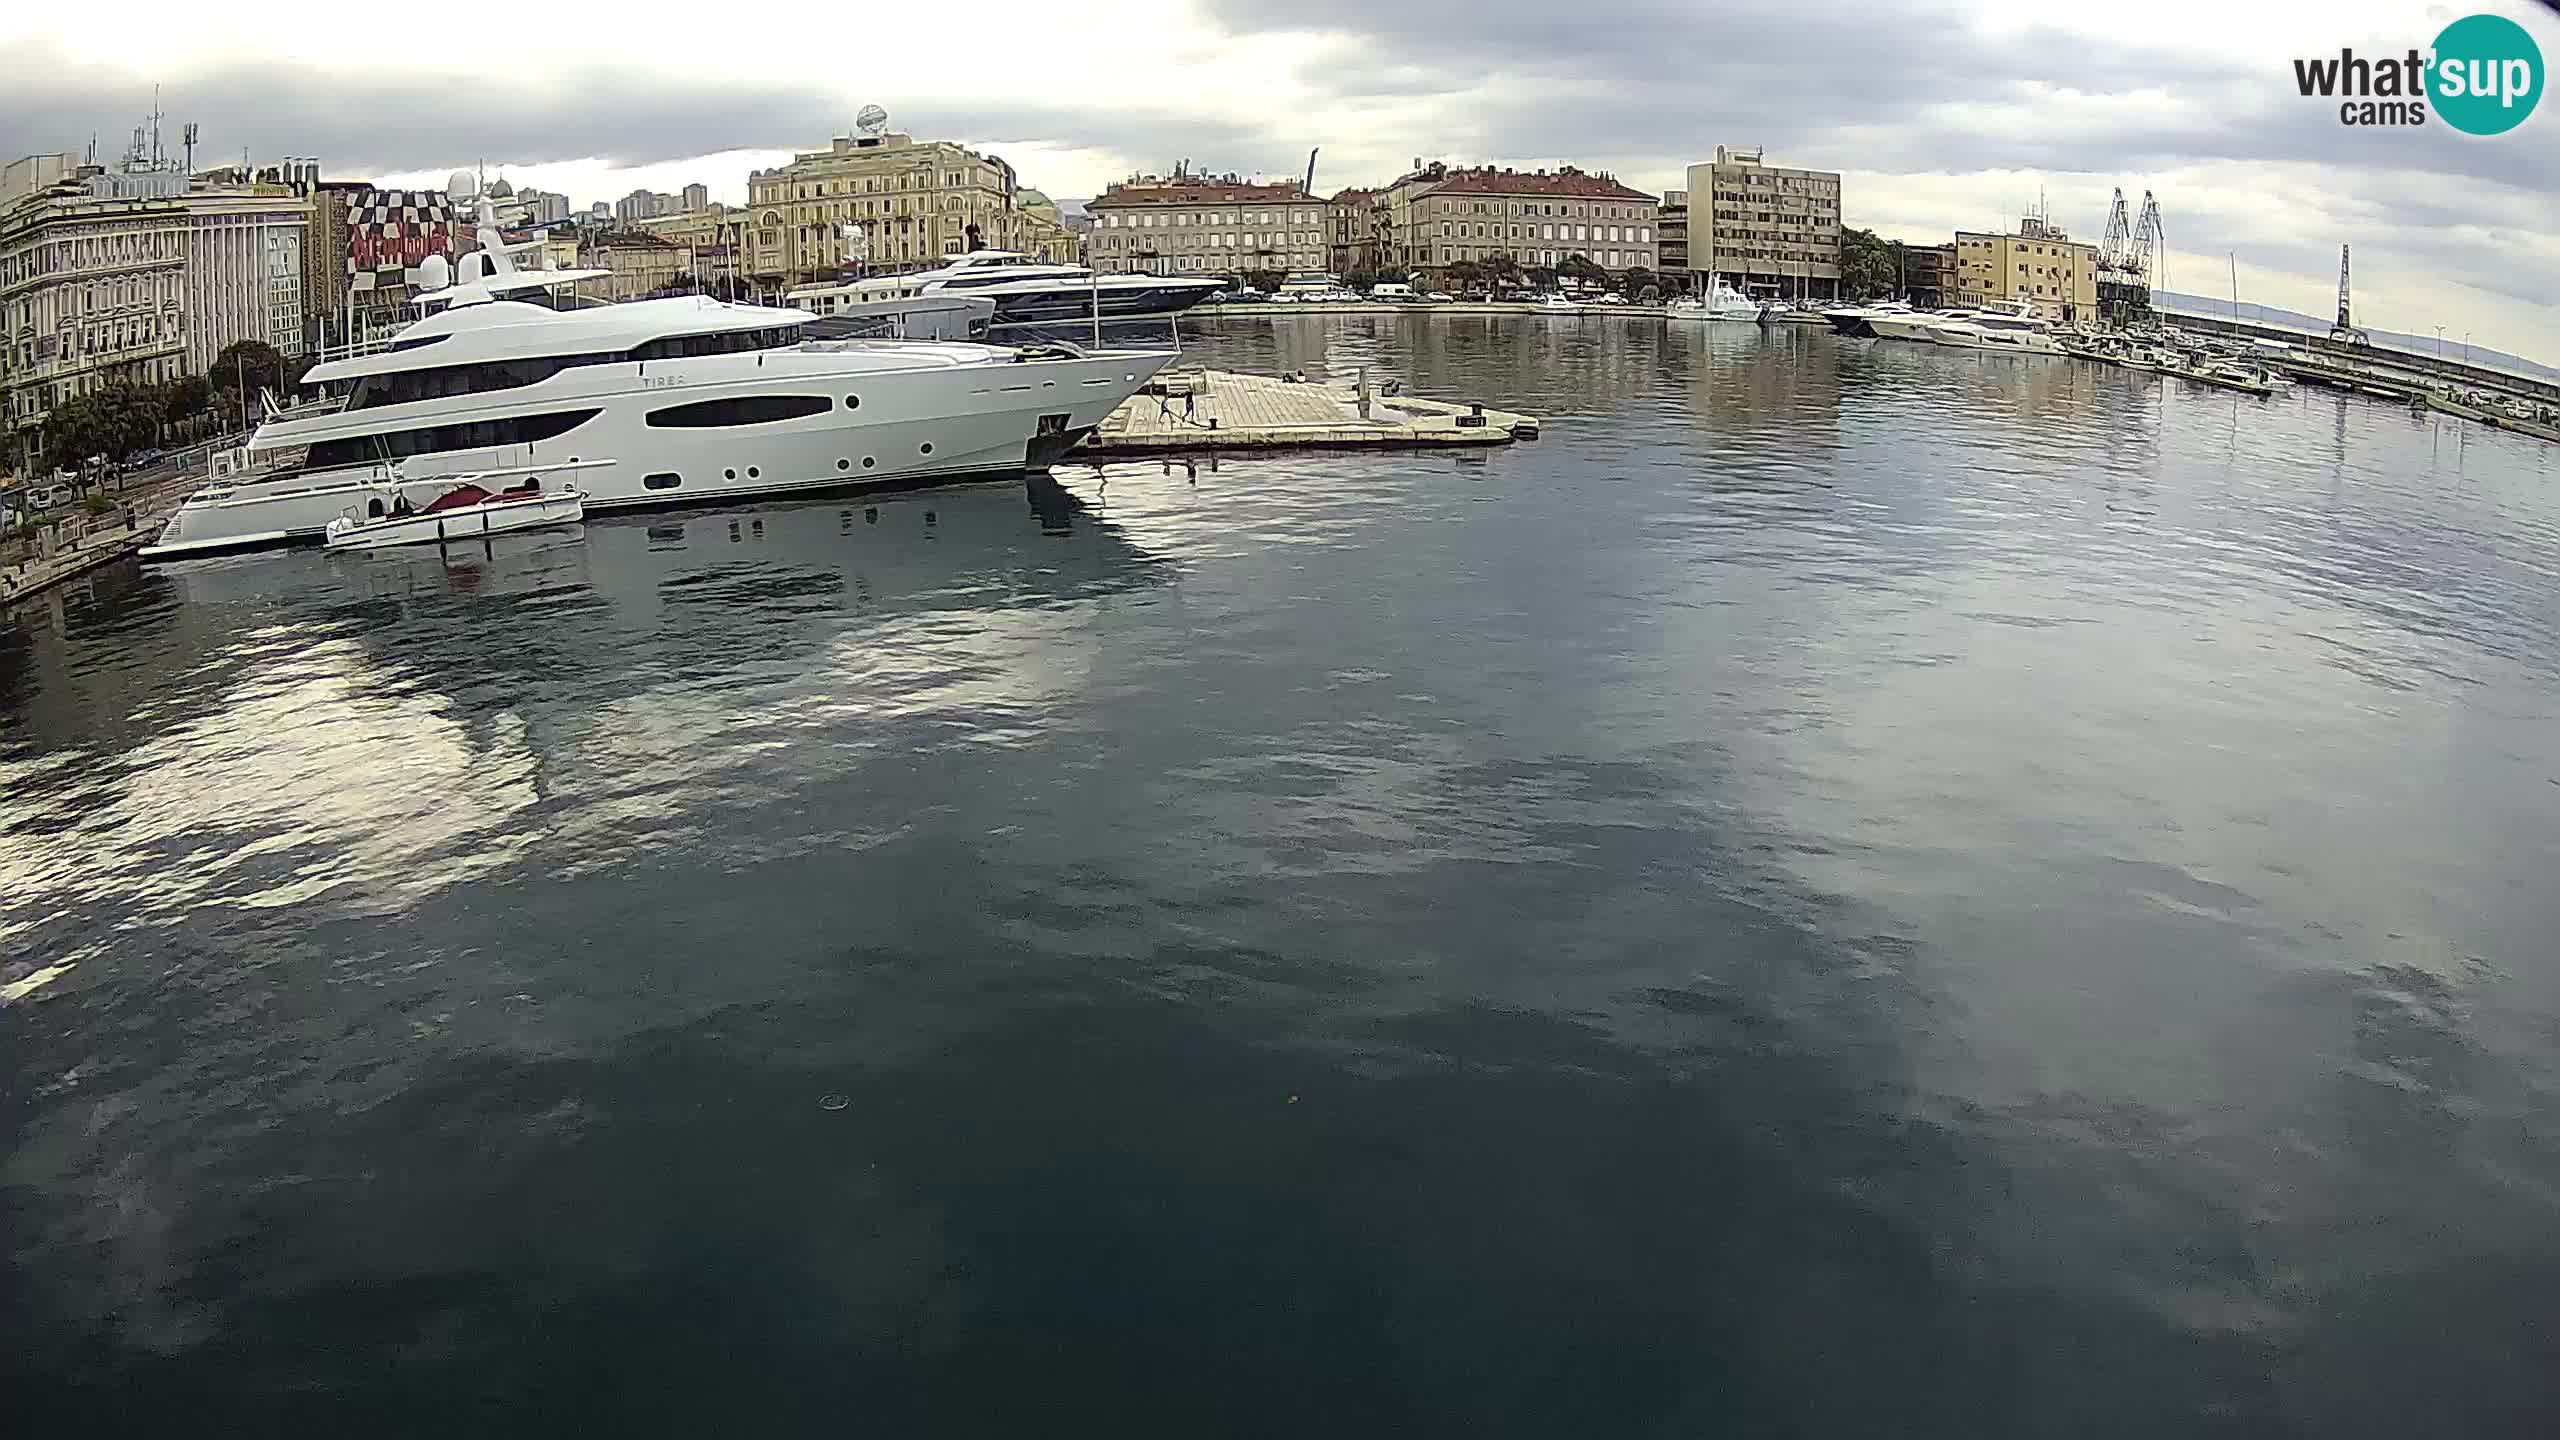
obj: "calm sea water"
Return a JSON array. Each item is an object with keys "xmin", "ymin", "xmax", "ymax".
[{"xmin": 7, "ymin": 317, "xmax": 2560, "ymax": 1434}]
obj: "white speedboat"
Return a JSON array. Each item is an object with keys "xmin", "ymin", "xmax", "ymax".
[
  {"xmin": 796, "ymin": 251, "xmax": 1221, "ymax": 333},
  {"xmin": 1667, "ymin": 279, "xmax": 1760, "ymax": 323},
  {"xmin": 1824, "ymin": 299, "xmax": 1912, "ymax": 337},
  {"xmin": 324, "ymin": 474, "xmax": 586, "ymax": 551},
  {"xmin": 1868, "ymin": 309, "xmax": 1966, "ymax": 342},
  {"xmin": 1920, "ymin": 297, "xmax": 2049, "ymax": 350}
]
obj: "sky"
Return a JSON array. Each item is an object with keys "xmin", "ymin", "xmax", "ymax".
[{"xmin": 1, "ymin": 1, "xmax": 2553, "ymax": 359}]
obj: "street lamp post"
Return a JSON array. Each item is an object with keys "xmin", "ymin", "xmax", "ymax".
[{"xmin": 2435, "ymin": 324, "xmax": 2445, "ymax": 361}]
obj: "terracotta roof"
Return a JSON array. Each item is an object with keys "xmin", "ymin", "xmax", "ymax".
[
  {"xmin": 1088, "ymin": 181, "xmax": 1310, "ymax": 208},
  {"xmin": 1326, "ymin": 187, "xmax": 1379, "ymax": 206},
  {"xmin": 1420, "ymin": 169, "xmax": 1655, "ymax": 202}
]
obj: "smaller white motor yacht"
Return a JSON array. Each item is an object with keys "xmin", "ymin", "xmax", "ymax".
[
  {"xmin": 1668, "ymin": 279, "xmax": 1761, "ymax": 323},
  {"xmin": 798, "ymin": 251, "xmax": 1222, "ymax": 333},
  {"xmin": 1868, "ymin": 309, "xmax": 1965, "ymax": 342}
]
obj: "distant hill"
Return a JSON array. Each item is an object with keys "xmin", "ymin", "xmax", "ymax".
[{"xmin": 2154, "ymin": 290, "xmax": 2555, "ymax": 383}]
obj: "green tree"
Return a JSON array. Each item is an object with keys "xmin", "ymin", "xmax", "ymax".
[
  {"xmin": 40, "ymin": 384, "xmax": 162, "ymax": 473},
  {"xmin": 1620, "ymin": 265, "xmax": 1659, "ymax": 301},
  {"xmin": 1483, "ymin": 251, "xmax": 1525, "ymax": 290},
  {"xmin": 1838, "ymin": 227, "xmax": 1904, "ymax": 299},
  {"xmin": 1559, "ymin": 253, "xmax": 1610, "ymax": 290},
  {"xmin": 208, "ymin": 338, "xmax": 286, "ymax": 398},
  {"xmin": 158, "ymin": 374, "xmax": 210, "ymax": 425},
  {"xmin": 1237, "ymin": 268, "xmax": 1287, "ymax": 294}
]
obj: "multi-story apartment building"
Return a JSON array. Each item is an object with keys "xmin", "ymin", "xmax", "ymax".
[
  {"xmin": 1325, "ymin": 187, "xmax": 1388, "ymax": 277},
  {"xmin": 1084, "ymin": 175, "xmax": 1324, "ymax": 276},
  {"xmin": 1903, "ymin": 241, "xmax": 1956, "ymax": 308},
  {"xmin": 2, "ymin": 169, "xmax": 189, "ymax": 467},
  {"xmin": 745, "ymin": 128, "xmax": 1074, "ymax": 286},
  {"xmin": 1684, "ymin": 145, "xmax": 1843, "ymax": 300},
  {"xmin": 2, "ymin": 157, "xmax": 310, "ymax": 468},
  {"xmin": 637, "ymin": 204, "xmax": 749, "ymax": 288},
  {"xmin": 584, "ymin": 232, "xmax": 693, "ymax": 300},
  {"xmin": 681, "ymin": 183, "xmax": 710, "ymax": 213},
  {"xmin": 1952, "ymin": 216, "xmax": 2095, "ymax": 321},
  {"xmin": 1377, "ymin": 163, "xmax": 1660, "ymax": 279},
  {"xmin": 183, "ymin": 189, "xmax": 309, "ymax": 372},
  {"xmin": 1658, "ymin": 191, "xmax": 1688, "ymax": 272}
]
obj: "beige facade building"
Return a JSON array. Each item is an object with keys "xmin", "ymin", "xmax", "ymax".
[
  {"xmin": 585, "ymin": 233, "xmax": 695, "ymax": 300},
  {"xmin": 1376, "ymin": 163, "xmax": 1659, "ymax": 280},
  {"xmin": 1084, "ymin": 175, "xmax": 1324, "ymax": 277},
  {"xmin": 1952, "ymin": 215, "xmax": 2097, "ymax": 322},
  {"xmin": 1325, "ymin": 187, "xmax": 1387, "ymax": 277},
  {"xmin": 746, "ymin": 129, "xmax": 1074, "ymax": 287},
  {"xmin": 3, "ymin": 159, "xmax": 310, "ymax": 469},
  {"xmin": 1684, "ymin": 146, "xmax": 1843, "ymax": 300}
]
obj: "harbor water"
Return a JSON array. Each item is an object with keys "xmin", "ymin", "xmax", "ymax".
[{"xmin": 6, "ymin": 316, "xmax": 2560, "ymax": 1434}]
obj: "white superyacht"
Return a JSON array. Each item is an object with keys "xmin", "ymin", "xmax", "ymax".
[{"xmin": 145, "ymin": 268, "xmax": 1170, "ymax": 561}]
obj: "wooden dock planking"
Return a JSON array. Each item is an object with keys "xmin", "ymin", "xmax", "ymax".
[{"xmin": 1077, "ymin": 368, "xmax": 1538, "ymax": 459}]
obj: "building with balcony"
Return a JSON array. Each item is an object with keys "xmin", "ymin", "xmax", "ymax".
[
  {"xmin": 1657, "ymin": 191, "xmax": 1688, "ymax": 273},
  {"xmin": 1953, "ymin": 216, "xmax": 2096, "ymax": 322},
  {"xmin": 1377, "ymin": 162, "xmax": 1659, "ymax": 281},
  {"xmin": 1684, "ymin": 146, "xmax": 1842, "ymax": 301},
  {"xmin": 1325, "ymin": 187, "xmax": 1389, "ymax": 278},
  {"xmin": 1085, "ymin": 174, "xmax": 1323, "ymax": 277},
  {"xmin": 1903, "ymin": 241, "xmax": 1955, "ymax": 308},
  {"xmin": 2, "ymin": 156, "xmax": 311, "ymax": 469}
]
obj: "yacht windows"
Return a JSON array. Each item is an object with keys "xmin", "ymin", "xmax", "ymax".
[
  {"xmin": 629, "ymin": 325, "xmax": 802, "ymax": 361},
  {"xmin": 347, "ymin": 352, "xmax": 625, "ymax": 409},
  {"xmin": 644, "ymin": 394, "xmax": 832, "ymax": 428},
  {"xmin": 303, "ymin": 409, "xmax": 603, "ymax": 468}
]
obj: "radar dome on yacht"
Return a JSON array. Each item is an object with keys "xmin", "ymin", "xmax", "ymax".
[
  {"xmin": 414, "ymin": 253, "xmax": 453, "ymax": 290},
  {"xmin": 445, "ymin": 170, "xmax": 479, "ymax": 202}
]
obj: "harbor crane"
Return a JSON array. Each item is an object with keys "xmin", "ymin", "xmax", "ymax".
[
  {"xmin": 2330, "ymin": 244, "xmax": 2371, "ymax": 346},
  {"xmin": 2132, "ymin": 191, "xmax": 2164, "ymax": 291},
  {"xmin": 2099, "ymin": 188, "xmax": 2135, "ymax": 277}
]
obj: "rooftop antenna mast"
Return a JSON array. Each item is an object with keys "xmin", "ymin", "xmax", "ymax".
[
  {"xmin": 149, "ymin": 85, "xmax": 164, "ymax": 168},
  {"xmin": 1305, "ymin": 146, "xmax": 1319, "ymax": 195}
]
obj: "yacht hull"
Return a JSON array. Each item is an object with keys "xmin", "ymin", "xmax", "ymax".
[
  {"xmin": 1866, "ymin": 315, "xmax": 1942, "ymax": 342},
  {"xmin": 985, "ymin": 279, "xmax": 1224, "ymax": 329},
  {"xmin": 143, "ymin": 347, "xmax": 1169, "ymax": 561}
]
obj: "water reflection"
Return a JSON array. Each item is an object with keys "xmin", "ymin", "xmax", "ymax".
[{"xmin": 8, "ymin": 317, "xmax": 2560, "ymax": 1432}]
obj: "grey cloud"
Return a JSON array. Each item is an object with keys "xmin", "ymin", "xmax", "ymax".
[
  {"xmin": 0, "ymin": 39, "xmax": 1263, "ymax": 183},
  {"xmin": 1215, "ymin": 0, "xmax": 2554, "ymax": 196}
]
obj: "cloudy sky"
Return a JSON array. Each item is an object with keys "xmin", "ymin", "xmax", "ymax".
[{"xmin": 2, "ymin": 1, "xmax": 2552, "ymax": 357}]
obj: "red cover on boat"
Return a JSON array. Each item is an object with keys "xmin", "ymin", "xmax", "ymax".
[{"xmin": 420, "ymin": 483, "xmax": 493, "ymax": 514}]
